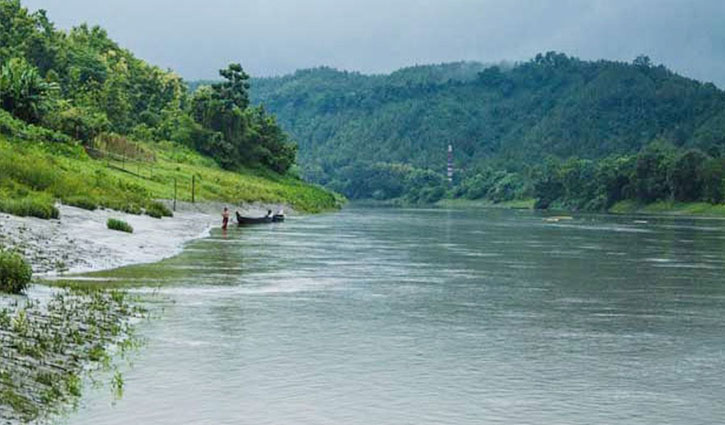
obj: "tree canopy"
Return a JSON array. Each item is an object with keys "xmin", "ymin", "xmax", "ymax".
[
  {"xmin": 248, "ymin": 52, "xmax": 725, "ymax": 207},
  {"xmin": 0, "ymin": 0, "xmax": 298, "ymax": 174}
]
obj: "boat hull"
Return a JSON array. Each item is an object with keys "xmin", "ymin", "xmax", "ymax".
[{"xmin": 236, "ymin": 214, "xmax": 285, "ymax": 225}]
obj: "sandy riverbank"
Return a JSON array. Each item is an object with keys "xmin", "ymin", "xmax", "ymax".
[{"xmin": 0, "ymin": 201, "xmax": 291, "ymax": 275}]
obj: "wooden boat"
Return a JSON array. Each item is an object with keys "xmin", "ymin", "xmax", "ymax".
[{"xmin": 236, "ymin": 212, "xmax": 285, "ymax": 225}]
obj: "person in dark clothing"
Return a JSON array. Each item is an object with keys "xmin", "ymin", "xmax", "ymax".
[{"xmin": 222, "ymin": 207, "xmax": 230, "ymax": 230}]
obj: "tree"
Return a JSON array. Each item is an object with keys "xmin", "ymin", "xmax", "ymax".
[
  {"xmin": 669, "ymin": 149, "xmax": 708, "ymax": 201},
  {"xmin": 0, "ymin": 58, "xmax": 56, "ymax": 123},
  {"xmin": 633, "ymin": 55, "xmax": 652, "ymax": 68},
  {"xmin": 190, "ymin": 64, "xmax": 298, "ymax": 173},
  {"xmin": 634, "ymin": 142, "xmax": 675, "ymax": 202},
  {"xmin": 212, "ymin": 63, "xmax": 251, "ymax": 110},
  {"xmin": 701, "ymin": 158, "xmax": 725, "ymax": 203}
]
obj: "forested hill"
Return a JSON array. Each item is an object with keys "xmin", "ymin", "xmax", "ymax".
[
  {"xmin": 250, "ymin": 53, "xmax": 725, "ymax": 209},
  {"xmin": 0, "ymin": 0, "xmax": 338, "ymax": 218}
]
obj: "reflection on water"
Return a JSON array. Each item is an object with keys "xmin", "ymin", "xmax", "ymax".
[{"xmin": 57, "ymin": 207, "xmax": 725, "ymax": 424}]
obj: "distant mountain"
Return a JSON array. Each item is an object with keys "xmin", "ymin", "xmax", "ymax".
[{"xmin": 249, "ymin": 53, "xmax": 725, "ymax": 205}]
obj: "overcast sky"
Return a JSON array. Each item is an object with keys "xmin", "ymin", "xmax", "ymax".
[{"xmin": 22, "ymin": 0, "xmax": 725, "ymax": 87}]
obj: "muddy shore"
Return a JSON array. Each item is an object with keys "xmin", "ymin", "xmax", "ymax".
[{"xmin": 0, "ymin": 200, "xmax": 290, "ymax": 276}]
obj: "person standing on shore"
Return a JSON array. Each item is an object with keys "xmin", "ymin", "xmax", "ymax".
[{"xmin": 222, "ymin": 207, "xmax": 230, "ymax": 230}]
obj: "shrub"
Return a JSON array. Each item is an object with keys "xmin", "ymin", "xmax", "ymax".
[
  {"xmin": 0, "ymin": 250, "xmax": 32, "ymax": 293},
  {"xmin": 62, "ymin": 195, "xmax": 98, "ymax": 211},
  {"xmin": 93, "ymin": 132, "xmax": 155, "ymax": 162},
  {"xmin": 101, "ymin": 200, "xmax": 142, "ymax": 215},
  {"xmin": 145, "ymin": 201, "xmax": 173, "ymax": 219},
  {"xmin": 107, "ymin": 218, "xmax": 133, "ymax": 233},
  {"xmin": 0, "ymin": 198, "xmax": 59, "ymax": 219}
]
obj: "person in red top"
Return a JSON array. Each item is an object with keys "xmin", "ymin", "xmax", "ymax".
[{"xmin": 221, "ymin": 206, "xmax": 230, "ymax": 230}]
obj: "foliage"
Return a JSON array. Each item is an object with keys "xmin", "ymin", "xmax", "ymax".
[
  {"xmin": 189, "ymin": 65, "xmax": 297, "ymax": 173},
  {"xmin": 0, "ymin": 128, "xmax": 338, "ymax": 216},
  {"xmin": 324, "ymin": 161, "xmax": 447, "ymax": 204},
  {"xmin": 249, "ymin": 52, "xmax": 725, "ymax": 206},
  {"xmin": 525, "ymin": 144, "xmax": 725, "ymax": 211},
  {"xmin": 0, "ymin": 248, "xmax": 32, "ymax": 293},
  {"xmin": 62, "ymin": 195, "xmax": 98, "ymax": 210},
  {"xmin": 145, "ymin": 201, "xmax": 172, "ymax": 219},
  {"xmin": 0, "ymin": 196, "xmax": 59, "ymax": 219},
  {"xmin": 0, "ymin": 0, "xmax": 300, "ymax": 176},
  {"xmin": 0, "ymin": 57, "xmax": 56, "ymax": 123},
  {"xmin": 107, "ymin": 218, "xmax": 133, "ymax": 233},
  {"xmin": 0, "ymin": 287, "xmax": 146, "ymax": 422},
  {"xmin": 455, "ymin": 167, "xmax": 530, "ymax": 203},
  {"xmin": 0, "ymin": 1, "xmax": 337, "ymax": 215}
]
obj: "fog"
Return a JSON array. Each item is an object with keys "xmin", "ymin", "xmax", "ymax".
[{"xmin": 22, "ymin": 0, "xmax": 725, "ymax": 86}]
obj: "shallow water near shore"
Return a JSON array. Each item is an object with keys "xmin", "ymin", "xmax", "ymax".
[{"xmin": 53, "ymin": 206, "xmax": 725, "ymax": 424}]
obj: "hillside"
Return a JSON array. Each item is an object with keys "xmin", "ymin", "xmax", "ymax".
[
  {"xmin": 250, "ymin": 53, "xmax": 725, "ymax": 210},
  {"xmin": 0, "ymin": 0, "xmax": 338, "ymax": 217},
  {"xmin": 0, "ymin": 110, "xmax": 337, "ymax": 216}
]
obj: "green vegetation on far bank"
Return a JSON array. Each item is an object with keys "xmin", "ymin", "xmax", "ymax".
[
  {"xmin": 249, "ymin": 52, "xmax": 725, "ymax": 214},
  {"xmin": 609, "ymin": 200, "xmax": 725, "ymax": 217},
  {"xmin": 435, "ymin": 198, "xmax": 535, "ymax": 210},
  {"xmin": 435, "ymin": 197, "xmax": 725, "ymax": 218}
]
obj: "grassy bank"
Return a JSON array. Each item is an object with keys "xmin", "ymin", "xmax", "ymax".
[
  {"xmin": 435, "ymin": 196, "xmax": 725, "ymax": 218},
  {"xmin": 436, "ymin": 198, "xmax": 535, "ymax": 210},
  {"xmin": 609, "ymin": 200, "xmax": 725, "ymax": 217},
  {"xmin": 0, "ymin": 123, "xmax": 341, "ymax": 218}
]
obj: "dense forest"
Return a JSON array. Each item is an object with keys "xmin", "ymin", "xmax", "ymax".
[
  {"xmin": 0, "ymin": 0, "xmax": 296, "ymax": 174},
  {"xmin": 250, "ymin": 53, "xmax": 725, "ymax": 210},
  {"xmin": 0, "ymin": 0, "xmax": 341, "ymax": 222}
]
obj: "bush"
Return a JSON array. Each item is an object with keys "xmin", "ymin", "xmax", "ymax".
[
  {"xmin": 145, "ymin": 201, "xmax": 172, "ymax": 219},
  {"xmin": 101, "ymin": 200, "xmax": 143, "ymax": 215},
  {"xmin": 0, "ymin": 198, "xmax": 59, "ymax": 219},
  {"xmin": 0, "ymin": 249, "xmax": 32, "ymax": 293},
  {"xmin": 62, "ymin": 195, "xmax": 98, "ymax": 211},
  {"xmin": 107, "ymin": 218, "xmax": 133, "ymax": 233}
]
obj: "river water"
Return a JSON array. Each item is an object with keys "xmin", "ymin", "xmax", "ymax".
[{"xmin": 57, "ymin": 207, "xmax": 725, "ymax": 424}]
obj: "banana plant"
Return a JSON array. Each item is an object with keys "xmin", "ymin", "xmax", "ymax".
[{"xmin": 0, "ymin": 57, "xmax": 58, "ymax": 123}]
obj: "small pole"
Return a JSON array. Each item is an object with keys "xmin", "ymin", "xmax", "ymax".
[
  {"xmin": 191, "ymin": 175, "xmax": 195, "ymax": 204},
  {"xmin": 447, "ymin": 144, "xmax": 454, "ymax": 187},
  {"xmin": 173, "ymin": 178, "xmax": 177, "ymax": 212}
]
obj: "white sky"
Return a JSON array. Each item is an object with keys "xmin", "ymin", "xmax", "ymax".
[{"xmin": 21, "ymin": 0, "xmax": 725, "ymax": 87}]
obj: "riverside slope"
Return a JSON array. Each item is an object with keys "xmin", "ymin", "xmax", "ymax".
[{"xmin": 0, "ymin": 201, "xmax": 290, "ymax": 276}]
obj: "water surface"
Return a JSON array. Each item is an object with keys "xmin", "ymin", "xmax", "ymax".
[{"xmin": 58, "ymin": 207, "xmax": 725, "ymax": 424}]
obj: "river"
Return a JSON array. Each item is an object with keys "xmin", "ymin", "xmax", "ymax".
[{"xmin": 57, "ymin": 207, "xmax": 725, "ymax": 424}]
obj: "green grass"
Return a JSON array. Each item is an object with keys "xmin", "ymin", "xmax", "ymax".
[
  {"xmin": 145, "ymin": 201, "xmax": 173, "ymax": 218},
  {"xmin": 609, "ymin": 200, "xmax": 725, "ymax": 217},
  {"xmin": 0, "ymin": 196, "xmax": 59, "ymax": 219},
  {"xmin": 61, "ymin": 195, "xmax": 98, "ymax": 211},
  {"xmin": 436, "ymin": 198, "xmax": 535, "ymax": 210},
  {"xmin": 0, "ymin": 121, "xmax": 341, "ymax": 219},
  {"xmin": 107, "ymin": 218, "xmax": 133, "ymax": 233}
]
